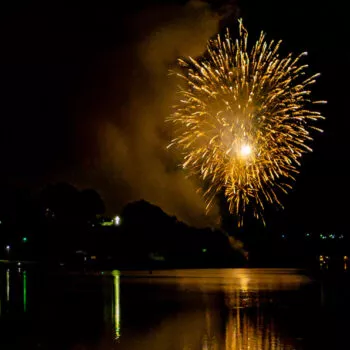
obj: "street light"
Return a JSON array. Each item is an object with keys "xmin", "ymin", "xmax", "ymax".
[{"xmin": 114, "ymin": 216, "xmax": 121, "ymax": 226}]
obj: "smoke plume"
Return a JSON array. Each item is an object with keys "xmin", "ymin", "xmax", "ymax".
[{"xmin": 74, "ymin": 0, "xmax": 237, "ymax": 227}]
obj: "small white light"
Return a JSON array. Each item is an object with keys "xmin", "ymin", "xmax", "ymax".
[
  {"xmin": 240, "ymin": 144, "xmax": 252, "ymax": 157},
  {"xmin": 114, "ymin": 216, "xmax": 121, "ymax": 226}
]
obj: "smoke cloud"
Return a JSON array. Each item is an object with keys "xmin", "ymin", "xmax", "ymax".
[{"xmin": 73, "ymin": 0, "xmax": 237, "ymax": 227}]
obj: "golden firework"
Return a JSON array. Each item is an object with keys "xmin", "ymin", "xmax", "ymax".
[{"xmin": 167, "ymin": 19, "xmax": 325, "ymax": 226}]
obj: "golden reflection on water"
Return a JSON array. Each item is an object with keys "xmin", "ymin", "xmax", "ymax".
[
  {"xmin": 0, "ymin": 268, "xmax": 307, "ymax": 349},
  {"xmin": 122, "ymin": 269, "xmax": 308, "ymax": 294},
  {"xmin": 223, "ymin": 291, "xmax": 293, "ymax": 350},
  {"xmin": 120, "ymin": 269, "xmax": 307, "ymax": 350}
]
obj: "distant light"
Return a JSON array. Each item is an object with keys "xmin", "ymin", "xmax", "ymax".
[
  {"xmin": 202, "ymin": 248, "xmax": 207, "ymax": 253},
  {"xmin": 306, "ymin": 233, "xmax": 310, "ymax": 237},
  {"xmin": 17, "ymin": 262, "xmax": 21, "ymax": 267},
  {"xmin": 114, "ymin": 216, "xmax": 121, "ymax": 226},
  {"xmin": 22, "ymin": 237, "xmax": 28, "ymax": 243},
  {"xmin": 340, "ymin": 235, "xmax": 344, "ymax": 239},
  {"xmin": 5, "ymin": 245, "xmax": 10, "ymax": 251},
  {"xmin": 101, "ymin": 221, "xmax": 113, "ymax": 227},
  {"xmin": 91, "ymin": 255, "xmax": 97, "ymax": 260},
  {"xmin": 281, "ymin": 234, "xmax": 285, "ymax": 239},
  {"xmin": 344, "ymin": 256, "xmax": 349, "ymax": 261},
  {"xmin": 319, "ymin": 255, "xmax": 324, "ymax": 262},
  {"xmin": 240, "ymin": 144, "xmax": 252, "ymax": 157}
]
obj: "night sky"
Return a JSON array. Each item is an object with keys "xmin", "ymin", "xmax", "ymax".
[{"xmin": 0, "ymin": 0, "xmax": 348, "ymax": 232}]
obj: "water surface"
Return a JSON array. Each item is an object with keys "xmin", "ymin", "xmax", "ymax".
[{"xmin": 0, "ymin": 267, "xmax": 347, "ymax": 349}]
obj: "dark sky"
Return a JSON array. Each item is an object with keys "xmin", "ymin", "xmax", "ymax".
[
  {"xmin": 239, "ymin": 0, "xmax": 349, "ymax": 232},
  {"xmin": 0, "ymin": 0, "xmax": 348, "ymax": 231}
]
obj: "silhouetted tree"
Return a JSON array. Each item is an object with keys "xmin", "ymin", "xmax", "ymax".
[
  {"xmin": 80, "ymin": 188, "xmax": 105, "ymax": 221},
  {"xmin": 40, "ymin": 183, "xmax": 106, "ymax": 227},
  {"xmin": 40, "ymin": 183, "xmax": 80, "ymax": 224}
]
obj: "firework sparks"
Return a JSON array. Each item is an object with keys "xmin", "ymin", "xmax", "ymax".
[{"xmin": 167, "ymin": 19, "xmax": 325, "ymax": 226}]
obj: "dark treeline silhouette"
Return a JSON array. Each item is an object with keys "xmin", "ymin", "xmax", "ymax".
[
  {"xmin": 1, "ymin": 183, "xmax": 344, "ymax": 270},
  {"xmin": 0, "ymin": 183, "xmax": 106, "ymax": 264},
  {"xmin": 0, "ymin": 183, "xmax": 245, "ymax": 269},
  {"xmin": 118, "ymin": 200, "xmax": 246, "ymax": 268},
  {"xmin": 0, "ymin": 183, "xmax": 104, "ymax": 229}
]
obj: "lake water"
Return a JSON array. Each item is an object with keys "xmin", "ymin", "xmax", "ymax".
[{"xmin": 0, "ymin": 267, "xmax": 348, "ymax": 349}]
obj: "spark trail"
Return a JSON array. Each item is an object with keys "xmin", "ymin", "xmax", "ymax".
[{"xmin": 167, "ymin": 20, "xmax": 325, "ymax": 226}]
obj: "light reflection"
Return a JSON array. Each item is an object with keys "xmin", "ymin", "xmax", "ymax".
[
  {"xmin": 6, "ymin": 269, "xmax": 10, "ymax": 302},
  {"xmin": 121, "ymin": 269, "xmax": 306, "ymax": 349},
  {"xmin": 112, "ymin": 270, "xmax": 121, "ymax": 339},
  {"xmin": 23, "ymin": 270, "xmax": 27, "ymax": 312},
  {"xmin": 0, "ymin": 268, "xmax": 306, "ymax": 348},
  {"xmin": 122, "ymin": 269, "xmax": 308, "ymax": 292},
  {"xmin": 344, "ymin": 256, "xmax": 348, "ymax": 271},
  {"xmin": 224, "ymin": 289, "xmax": 291, "ymax": 350},
  {"xmin": 207, "ymin": 271, "xmax": 299, "ymax": 349},
  {"xmin": 202, "ymin": 309, "xmax": 219, "ymax": 350}
]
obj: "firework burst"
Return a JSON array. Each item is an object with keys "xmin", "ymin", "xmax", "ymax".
[{"xmin": 167, "ymin": 19, "xmax": 325, "ymax": 226}]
